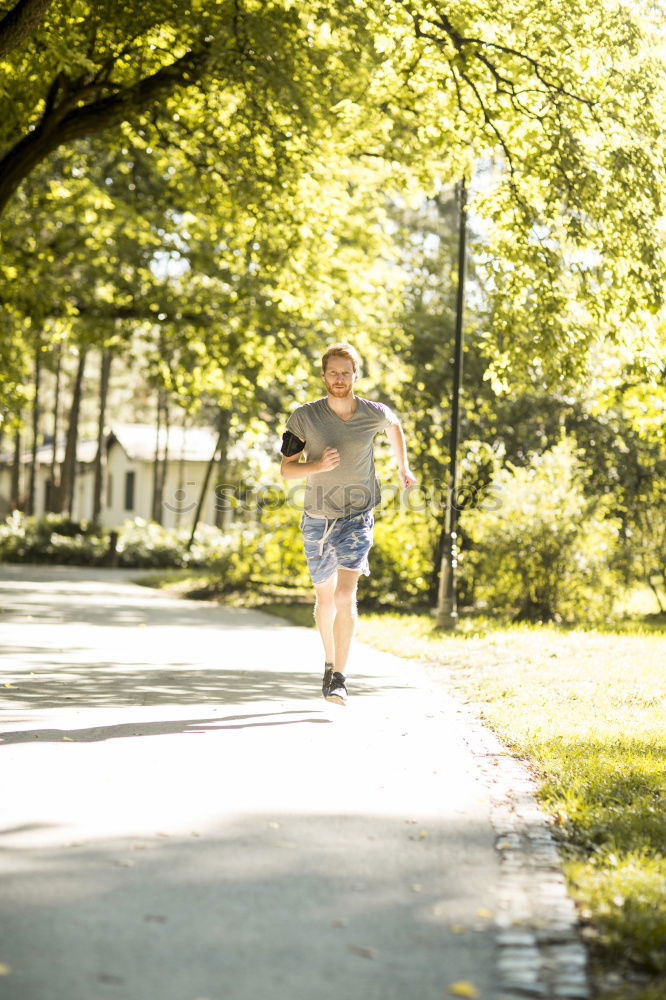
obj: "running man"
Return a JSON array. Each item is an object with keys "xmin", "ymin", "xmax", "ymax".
[{"xmin": 280, "ymin": 343, "xmax": 416, "ymax": 705}]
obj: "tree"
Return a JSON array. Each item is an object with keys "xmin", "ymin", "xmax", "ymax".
[
  {"xmin": 297, "ymin": 2, "xmax": 666, "ymax": 379},
  {"xmin": 57, "ymin": 346, "xmax": 86, "ymax": 516},
  {"xmin": 462, "ymin": 438, "xmax": 620, "ymax": 621},
  {"xmin": 91, "ymin": 344, "xmax": 112, "ymax": 527},
  {"xmin": 2, "ymin": 0, "xmax": 664, "ymax": 412},
  {"xmin": 25, "ymin": 336, "xmax": 42, "ymax": 515},
  {"xmin": 564, "ymin": 337, "xmax": 666, "ymax": 607},
  {"xmin": 0, "ymin": 0, "xmax": 375, "ymax": 216}
]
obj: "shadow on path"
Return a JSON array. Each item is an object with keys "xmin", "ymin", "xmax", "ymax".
[
  {"xmin": 0, "ymin": 663, "xmax": 405, "ymax": 710},
  {"xmin": 0, "ymin": 710, "xmax": 333, "ymax": 745},
  {"xmin": 0, "ymin": 593, "xmax": 288, "ymax": 629}
]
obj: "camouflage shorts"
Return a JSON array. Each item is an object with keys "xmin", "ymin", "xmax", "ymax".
[{"xmin": 300, "ymin": 509, "xmax": 375, "ymax": 585}]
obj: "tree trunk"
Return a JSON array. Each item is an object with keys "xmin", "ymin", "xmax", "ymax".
[
  {"xmin": 151, "ymin": 388, "xmax": 163, "ymax": 523},
  {"xmin": 10, "ymin": 424, "xmax": 21, "ymax": 511},
  {"xmin": 214, "ymin": 407, "xmax": 232, "ymax": 530},
  {"xmin": 428, "ymin": 508, "xmax": 446, "ymax": 604},
  {"xmin": 91, "ymin": 347, "xmax": 112, "ymax": 528},
  {"xmin": 151, "ymin": 389, "xmax": 170, "ymax": 525},
  {"xmin": 187, "ymin": 419, "xmax": 227, "ymax": 551},
  {"xmin": 58, "ymin": 348, "xmax": 86, "ymax": 518},
  {"xmin": 46, "ymin": 340, "xmax": 62, "ymax": 511},
  {"xmin": 647, "ymin": 573, "xmax": 666, "ymax": 613},
  {"xmin": 159, "ymin": 393, "xmax": 170, "ymax": 523},
  {"xmin": 175, "ymin": 419, "xmax": 188, "ymax": 531},
  {"xmin": 27, "ymin": 341, "xmax": 41, "ymax": 516}
]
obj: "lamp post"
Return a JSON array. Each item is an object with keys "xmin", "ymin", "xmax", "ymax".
[{"xmin": 435, "ymin": 177, "xmax": 468, "ymax": 629}]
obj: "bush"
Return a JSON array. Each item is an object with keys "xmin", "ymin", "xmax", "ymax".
[
  {"xmin": 115, "ymin": 518, "xmax": 186, "ymax": 568},
  {"xmin": 363, "ymin": 502, "xmax": 434, "ymax": 606},
  {"xmin": 0, "ymin": 513, "xmax": 237, "ymax": 571},
  {"xmin": 0, "ymin": 511, "xmax": 107, "ymax": 564},
  {"xmin": 229, "ymin": 497, "xmax": 436, "ymax": 605},
  {"xmin": 0, "ymin": 500, "xmax": 439, "ymax": 608},
  {"xmin": 461, "ymin": 438, "xmax": 621, "ymax": 622},
  {"xmin": 220, "ymin": 501, "xmax": 312, "ymax": 591}
]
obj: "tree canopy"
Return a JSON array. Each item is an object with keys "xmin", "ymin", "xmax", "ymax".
[{"xmin": 1, "ymin": 0, "xmax": 664, "ymax": 418}]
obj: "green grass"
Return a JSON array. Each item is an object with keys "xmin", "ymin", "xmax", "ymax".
[
  {"xmin": 133, "ymin": 569, "xmax": 214, "ymax": 593},
  {"xmin": 133, "ymin": 570, "xmax": 313, "ymax": 606},
  {"xmin": 138, "ymin": 571, "xmax": 666, "ymax": 997}
]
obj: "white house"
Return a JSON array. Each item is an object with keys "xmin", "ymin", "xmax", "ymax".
[{"xmin": 0, "ymin": 423, "xmax": 225, "ymax": 531}]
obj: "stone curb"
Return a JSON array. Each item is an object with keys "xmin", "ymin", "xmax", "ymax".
[{"xmin": 447, "ymin": 693, "xmax": 591, "ymax": 1000}]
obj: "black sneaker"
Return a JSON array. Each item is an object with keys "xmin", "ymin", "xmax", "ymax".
[
  {"xmin": 326, "ymin": 672, "xmax": 347, "ymax": 706},
  {"xmin": 322, "ymin": 663, "xmax": 334, "ymax": 698}
]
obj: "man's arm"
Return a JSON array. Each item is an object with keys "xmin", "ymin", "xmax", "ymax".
[
  {"xmin": 385, "ymin": 422, "xmax": 416, "ymax": 488},
  {"xmin": 280, "ymin": 447, "xmax": 340, "ymax": 480}
]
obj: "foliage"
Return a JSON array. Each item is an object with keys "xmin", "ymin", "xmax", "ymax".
[
  {"xmin": 361, "ymin": 501, "xmax": 434, "ymax": 606},
  {"xmin": 112, "ymin": 518, "xmax": 191, "ymax": 569},
  {"xmin": 218, "ymin": 493, "xmax": 438, "ymax": 607},
  {"xmin": 387, "ymin": 192, "xmax": 487, "ymax": 489},
  {"xmin": 0, "ymin": 511, "xmax": 107, "ymax": 564},
  {"xmin": 219, "ymin": 499, "xmax": 312, "ymax": 591},
  {"xmin": 0, "ymin": 500, "xmax": 438, "ymax": 605},
  {"xmin": 0, "ymin": 512, "xmax": 234, "ymax": 570},
  {"xmin": 1, "ymin": 0, "xmax": 665, "ymax": 411},
  {"xmin": 568, "ymin": 342, "xmax": 666, "ymax": 608},
  {"xmin": 462, "ymin": 438, "xmax": 621, "ymax": 621}
]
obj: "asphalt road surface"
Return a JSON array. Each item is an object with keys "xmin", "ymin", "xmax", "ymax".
[{"xmin": 0, "ymin": 565, "xmax": 501, "ymax": 1000}]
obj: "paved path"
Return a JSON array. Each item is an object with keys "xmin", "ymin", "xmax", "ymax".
[{"xmin": 0, "ymin": 565, "xmax": 501, "ymax": 1000}]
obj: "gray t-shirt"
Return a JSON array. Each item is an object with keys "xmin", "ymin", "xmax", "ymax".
[{"xmin": 285, "ymin": 396, "xmax": 399, "ymax": 518}]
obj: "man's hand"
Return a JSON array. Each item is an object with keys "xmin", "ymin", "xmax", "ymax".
[
  {"xmin": 315, "ymin": 447, "xmax": 340, "ymax": 473},
  {"xmin": 399, "ymin": 466, "xmax": 417, "ymax": 488},
  {"xmin": 280, "ymin": 446, "xmax": 340, "ymax": 480},
  {"xmin": 386, "ymin": 423, "xmax": 415, "ymax": 489}
]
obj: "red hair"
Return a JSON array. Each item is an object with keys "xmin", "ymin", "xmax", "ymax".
[{"xmin": 321, "ymin": 343, "xmax": 361, "ymax": 376}]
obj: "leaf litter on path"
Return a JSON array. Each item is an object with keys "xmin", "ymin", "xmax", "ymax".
[
  {"xmin": 448, "ymin": 981, "xmax": 479, "ymax": 998},
  {"xmin": 349, "ymin": 945, "xmax": 377, "ymax": 959}
]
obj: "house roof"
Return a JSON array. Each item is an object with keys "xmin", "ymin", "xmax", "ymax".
[
  {"xmin": 0, "ymin": 437, "xmax": 99, "ymax": 466},
  {"xmin": 109, "ymin": 424, "xmax": 218, "ymax": 462},
  {"xmin": 0, "ymin": 423, "xmax": 219, "ymax": 466}
]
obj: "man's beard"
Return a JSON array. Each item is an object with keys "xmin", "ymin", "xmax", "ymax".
[{"xmin": 326, "ymin": 382, "xmax": 353, "ymax": 397}]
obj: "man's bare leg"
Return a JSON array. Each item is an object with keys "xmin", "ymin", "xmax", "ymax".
[
  {"xmin": 314, "ymin": 573, "xmax": 337, "ymax": 665},
  {"xmin": 333, "ymin": 568, "xmax": 362, "ymax": 676}
]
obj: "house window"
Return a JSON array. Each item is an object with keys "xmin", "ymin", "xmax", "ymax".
[
  {"xmin": 124, "ymin": 471, "xmax": 135, "ymax": 511},
  {"xmin": 107, "ymin": 474, "xmax": 113, "ymax": 508}
]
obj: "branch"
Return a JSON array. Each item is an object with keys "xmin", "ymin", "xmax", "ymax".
[
  {"xmin": 453, "ymin": 63, "xmax": 517, "ymax": 178},
  {"xmin": 399, "ymin": 0, "xmax": 598, "ymax": 128},
  {"xmin": 40, "ymin": 69, "xmax": 66, "ymax": 123},
  {"xmin": 430, "ymin": 5, "xmax": 596, "ymax": 110},
  {"xmin": 0, "ymin": 41, "xmax": 213, "ymax": 216},
  {"xmin": 0, "ymin": 0, "xmax": 54, "ymax": 57},
  {"xmin": 53, "ymin": 44, "xmax": 211, "ymax": 143}
]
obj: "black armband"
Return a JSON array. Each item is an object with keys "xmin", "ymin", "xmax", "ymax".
[{"xmin": 280, "ymin": 430, "xmax": 305, "ymax": 457}]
